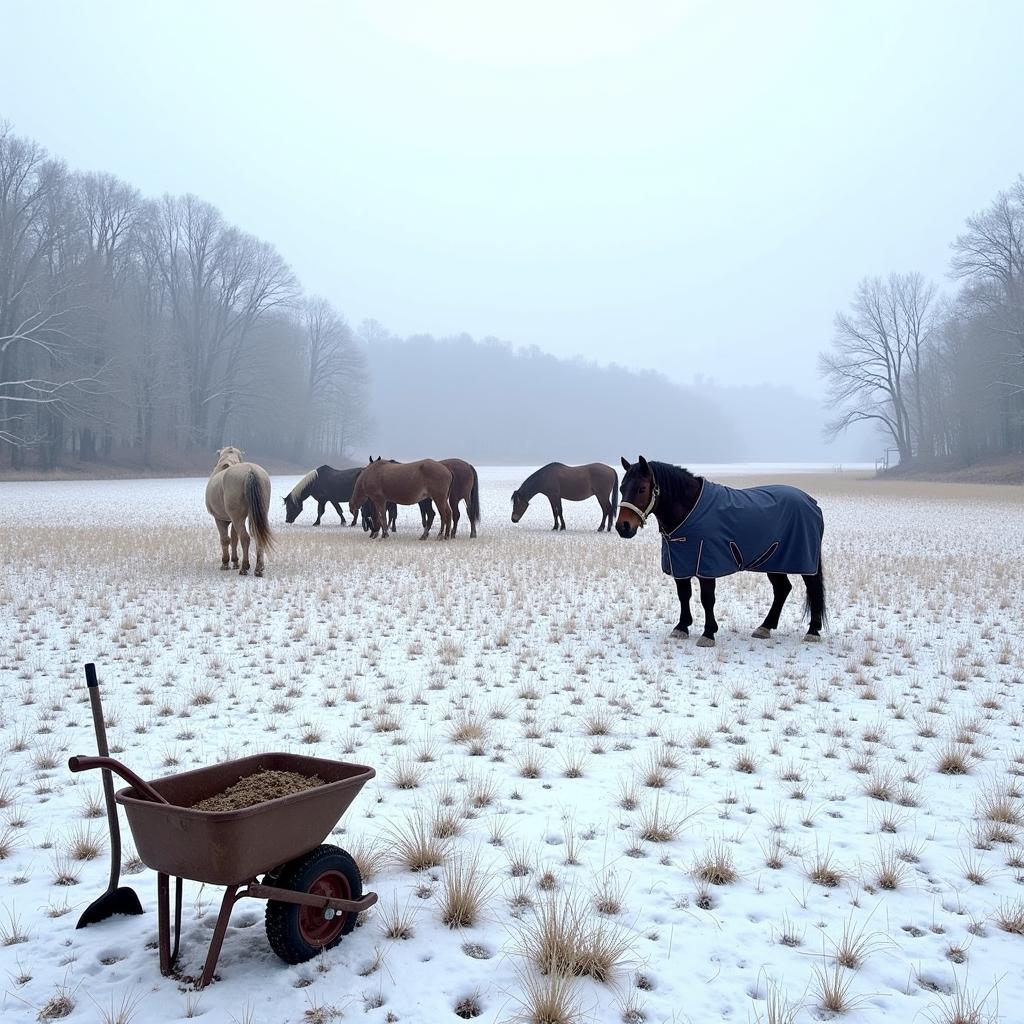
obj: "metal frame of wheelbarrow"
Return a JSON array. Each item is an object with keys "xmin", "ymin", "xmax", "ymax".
[{"xmin": 69, "ymin": 751, "xmax": 378, "ymax": 989}]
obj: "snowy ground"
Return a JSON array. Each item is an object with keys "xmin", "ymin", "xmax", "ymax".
[{"xmin": 1, "ymin": 467, "xmax": 1022, "ymax": 1024}]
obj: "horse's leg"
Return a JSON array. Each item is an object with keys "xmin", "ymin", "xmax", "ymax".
[
  {"xmin": 802, "ymin": 566, "xmax": 826, "ymax": 641},
  {"xmin": 439, "ymin": 496, "xmax": 452, "ymax": 540},
  {"xmin": 695, "ymin": 577, "xmax": 718, "ymax": 647},
  {"xmin": 331, "ymin": 500, "xmax": 346, "ymax": 524},
  {"xmin": 753, "ymin": 572, "xmax": 792, "ymax": 638},
  {"xmin": 673, "ymin": 578, "xmax": 693, "ymax": 636},
  {"xmin": 233, "ymin": 516, "xmax": 251, "ymax": 575},
  {"xmin": 388, "ymin": 503, "xmax": 397, "ymax": 532},
  {"xmin": 216, "ymin": 519, "xmax": 231, "ymax": 569},
  {"xmin": 314, "ymin": 499, "xmax": 325, "ymax": 526},
  {"xmin": 228, "ymin": 523, "xmax": 239, "ymax": 569},
  {"xmin": 548, "ymin": 494, "xmax": 560, "ymax": 530},
  {"xmin": 450, "ymin": 497, "xmax": 460, "ymax": 537},
  {"xmin": 375, "ymin": 500, "xmax": 390, "ymax": 538}
]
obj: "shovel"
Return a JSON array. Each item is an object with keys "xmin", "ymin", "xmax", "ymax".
[{"xmin": 75, "ymin": 662, "xmax": 144, "ymax": 928}]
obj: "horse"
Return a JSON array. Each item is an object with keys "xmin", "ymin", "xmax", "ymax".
[
  {"xmin": 511, "ymin": 462, "xmax": 618, "ymax": 531},
  {"xmin": 204, "ymin": 446, "xmax": 274, "ymax": 577},
  {"xmin": 351, "ymin": 458, "xmax": 453, "ymax": 540},
  {"xmin": 416, "ymin": 459, "xmax": 481, "ymax": 538},
  {"xmin": 615, "ymin": 456, "xmax": 827, "ymax": 645},
  {"xmin": 283, "ymin": 465, "xmax": 393, "ymax": 529}
]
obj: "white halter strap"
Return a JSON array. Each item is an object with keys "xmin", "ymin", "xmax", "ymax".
[{"xmin": 618, "ymin": 471, "xmax": 660, "ymax": 527}]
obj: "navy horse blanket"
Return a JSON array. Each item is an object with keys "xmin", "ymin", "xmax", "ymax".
[{"xmin": 661, "ymin": 480, "xmax": 823, "ymax": 579}]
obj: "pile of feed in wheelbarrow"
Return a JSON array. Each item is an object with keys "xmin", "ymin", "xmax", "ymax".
[{"xmin": 192, "ymin": 770, "xmax": 324, "ymax": 811}]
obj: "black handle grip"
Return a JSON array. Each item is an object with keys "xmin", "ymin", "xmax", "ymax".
[{"xmin": 85, "ymin": 663, "xmax": 98, "ymax": 688}]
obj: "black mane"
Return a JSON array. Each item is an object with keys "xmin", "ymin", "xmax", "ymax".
[{"xmin": 647, "ymin": 461, "xmax": 700, "ymax": 499}]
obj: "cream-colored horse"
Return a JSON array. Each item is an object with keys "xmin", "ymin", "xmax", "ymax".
[{"xmin": 205, "ymin": 446, "xmax": 274, "ymax": 576}]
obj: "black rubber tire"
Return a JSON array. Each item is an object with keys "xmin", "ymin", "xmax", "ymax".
[{"xmin": 265, "ymin": 844, "xmax": 362, "ymax": 965}]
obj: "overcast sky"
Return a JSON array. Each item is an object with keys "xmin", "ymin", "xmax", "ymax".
[{"xmin": 3, "ymin": 0, "xmax": 1023, "ymax": 399}]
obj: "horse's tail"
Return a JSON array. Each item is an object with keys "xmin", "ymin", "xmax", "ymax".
[
  {"xmin": 803, "ymin": 558, "xmax": 828, "ymax": 629},
  {"xmin": 246, "ymin": 471, "xmax": 275, "ymax": 551},
  {"xmin": 610, "ymin": 468, "xmax": 619, "ymax": 515},
  {"xmin": 468, "ymin": 465, "xmax": 481, "ymax": 525}
]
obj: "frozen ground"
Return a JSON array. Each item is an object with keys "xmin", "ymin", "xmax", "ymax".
[{"xmin": 0, "ymin": 468, "xmax": 1022, "ymax": 1024}]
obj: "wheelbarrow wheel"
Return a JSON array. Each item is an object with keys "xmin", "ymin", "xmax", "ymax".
[{"xmin": 265, "ymin": 844, "xmax": 362, "ymax": 965}]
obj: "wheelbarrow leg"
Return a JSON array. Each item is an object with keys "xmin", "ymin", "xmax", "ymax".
[
  {"xmin": 197, "ymin": 885, "xmax": 244, "ymax": 990},
  {"xmin": 157, "ymin": 874, "xmax": 183, "ymax": 976}
]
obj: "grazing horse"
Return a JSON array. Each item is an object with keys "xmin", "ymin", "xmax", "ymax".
[
  {"xmin": 511, "ymin": 463, "xmax": 618, "ymax": 531},
  {"xmin": 615, "ymin": 456, "xmax": 827, "ymax": 645},
  {"xmin": 351, "ymin": 458, "xmax": 453, "ymax": 540},
  {"xmin": 283, "ymin": 465, "xmax": 393, "ymax": 529},
  {"xmin": 205, "ymin": 446, "xmax": 274, "ymax": 576},
  {"xmin": 417, "ymin": 459, "xmax": 481, "ymax": 538}
]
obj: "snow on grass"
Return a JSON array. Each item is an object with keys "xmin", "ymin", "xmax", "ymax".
[{"xmin": 0, "ymin": 469, "xmax": 1021, "ymax": 1024}]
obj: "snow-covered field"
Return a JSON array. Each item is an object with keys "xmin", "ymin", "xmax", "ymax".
[{"xmin": 1, "ymin": 468, "xmax": 1022, "ymax": 1024}]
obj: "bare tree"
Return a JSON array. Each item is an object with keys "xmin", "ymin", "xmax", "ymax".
[
  {"xmin": 819, "ymin": 273, "xmax": 937, "ymax": 463},
  {"xmin": 293, "ymin": 297, "xmax": 369, "ymax": 460},
  {"xmin": 150, "ymin": 194, "xmax": 299, "ymax": 448}
]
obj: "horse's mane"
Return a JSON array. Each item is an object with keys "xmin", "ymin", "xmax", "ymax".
[
  {"xmin": 518, "ymin": 462, "xmax": 563, "ymax": 495},
  {"xmin": 648, "ymin": 461, "xmax": 702, "ymax": 508},
  {"xmin": 287, "ymin": 469, "xmax": 319, "ymax": 504}
]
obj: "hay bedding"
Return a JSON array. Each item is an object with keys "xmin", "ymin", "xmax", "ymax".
[{"xmin": 192, "ymin": 770, "xmax": 324, "ymax": 811}]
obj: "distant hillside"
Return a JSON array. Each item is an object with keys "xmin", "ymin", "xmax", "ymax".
[{"xmin": 364, "ymin": 334, "xmax": 741, "ymax": 463}]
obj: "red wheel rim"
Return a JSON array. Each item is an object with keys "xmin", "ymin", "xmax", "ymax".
[{"xmin": 297, "ymin": 870, "xmax": 351, "ymax": 946}]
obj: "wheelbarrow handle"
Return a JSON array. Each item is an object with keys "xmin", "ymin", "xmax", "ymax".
[{"xmin": 68, "ymin": 755, "xmax": 170, "ymax": 805}]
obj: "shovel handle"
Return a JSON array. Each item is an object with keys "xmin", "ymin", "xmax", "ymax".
[{"xmin": 69, "ymin": 755, "xmax": 170, "ymax": 805}]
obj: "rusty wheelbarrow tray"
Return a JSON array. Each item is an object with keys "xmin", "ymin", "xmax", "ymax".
[{"xmin": 69, "ymin": 751, "xmax": 378, "ymax": 989}]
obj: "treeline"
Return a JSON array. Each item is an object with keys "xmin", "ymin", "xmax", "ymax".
[
  {"xmin": 362, "ymin": 331, "xmax": 742, "ymax": 463},
  {"xmin": 0, "ymin": 121, "xmax": 369, "ymax": 470},
  {"xmin": 822, "ymin": 176, "xmax": 1024, "ymax": 465}
]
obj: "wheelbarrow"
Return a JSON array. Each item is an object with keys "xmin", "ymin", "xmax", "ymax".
[{"xmin": 68, "ymin": 751, "xmax": 378, "ymax": 988}]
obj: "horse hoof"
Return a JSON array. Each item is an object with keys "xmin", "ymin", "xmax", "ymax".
[
  {"xmin": 696, "ymin": 636, "xmax": 716, "ymax": 648},
  {"xmin": 219, "ymin": 563, "xmax": 231, "ymax": 570},
  {"xmin": 239, "ymin": 569, "xmax": 248, "ymax": 576},
  {"xmin": 254, "ymin": 570, "xmax": 263, "ymax": 578},
  {"xmin": 672, "ymin": 627, "xmax": 689, "ymax": 637},
  {"xmin": 751, "ymin": 626, "xmax": 772, "ymax": 639},
  {"xmin": 803, "ymin": 633, "xmax": 822, "ymax": 643}
]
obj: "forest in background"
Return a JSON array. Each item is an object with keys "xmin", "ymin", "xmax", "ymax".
[{"xmin": 5, "ymin": 118, "xmax": 1017, "ymax": 475}]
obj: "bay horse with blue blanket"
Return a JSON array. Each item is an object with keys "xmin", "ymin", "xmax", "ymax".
[{"xmin": 616, "ymin": 457, "xmax": 826, "ymax": 645}]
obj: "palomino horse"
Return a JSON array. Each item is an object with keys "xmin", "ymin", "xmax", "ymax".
[
  {"xmin": 417, "ymin": 458, "xmax": 481, "ymax": 538},
  {"xmin": 205, "ymin": 446, "xmax": 274, "ymax": 576},
  {"xmin": 351, "ymin": 458, "xmax": 453, "ymax": 540},
  {"xmin": 283, "ymin": 465, "xmax": 394, "ymax": 528},
  {"xmin": 615, "ymin": 456, "xmax": 827, "ymax": 645},
  {"xmin": 511, "ymin": 462, "xmax": 618, "ymax": 531}
]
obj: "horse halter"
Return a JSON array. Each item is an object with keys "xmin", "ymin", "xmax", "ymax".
[{"xmin": 619, "ymin": 472, "xmax": 660, "ymax": 527}]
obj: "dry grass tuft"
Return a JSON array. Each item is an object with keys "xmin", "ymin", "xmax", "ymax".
[
  {"xmin": 692, "ymin": 841, "xmax": 739, "ymax": 885},
  {"xmin": 438, "ymin": 853, "xmax": 493, "ymax": 929},
  {"xmin": 385, "ymin": 809, "xmax": 448, "ymax": 872}
]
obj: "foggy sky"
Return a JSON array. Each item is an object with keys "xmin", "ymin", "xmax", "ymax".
[{"xmin": 3, "ymin": 0, "xmax": 1023, "ymax": 402}]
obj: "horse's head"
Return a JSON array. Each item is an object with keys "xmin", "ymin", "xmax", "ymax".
[
  {"xmin": 616, "ymin": 456, "xmax": 657, "ymax": 538},
  {"xmin": 283, "ymin": 493, "xmax": 302, "ymax": 523},
  {"xmin": 510, "ymin": 489, "xmax": 529, "ymax": 523},
  {"xmin": 216, "ymin": 446, "xmax": 244, "ymax": 468}
]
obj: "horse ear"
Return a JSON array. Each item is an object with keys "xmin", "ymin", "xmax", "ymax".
[
  {"xmin": 638, "ymin": 455, "xmax": 650, "ymax": 473},
  {"xmin": 620, "ymin": 456, "xmax": 631, "ymax": 472}
]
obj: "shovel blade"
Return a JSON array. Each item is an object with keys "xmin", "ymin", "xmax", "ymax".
[{"xmin": 76, "ymin": 887, "xmax": 144, "ymax": 929}]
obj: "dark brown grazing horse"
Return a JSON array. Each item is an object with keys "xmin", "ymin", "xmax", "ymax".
[
  {"xmin": 511, "ymin": 463, "xmax": 618, "ymax": 531},
  {"xmin": 418, "ymin": 459, "xmax": 481, "ymax": 538},
  {"xmin": 351, "ymin": 459, "xmax": 454, "ymax": 540}
]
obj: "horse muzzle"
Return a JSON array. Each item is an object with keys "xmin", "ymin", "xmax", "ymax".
[{"xmin": 615, "ymin": 518, "xmax": 638, "ymax": 539}]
